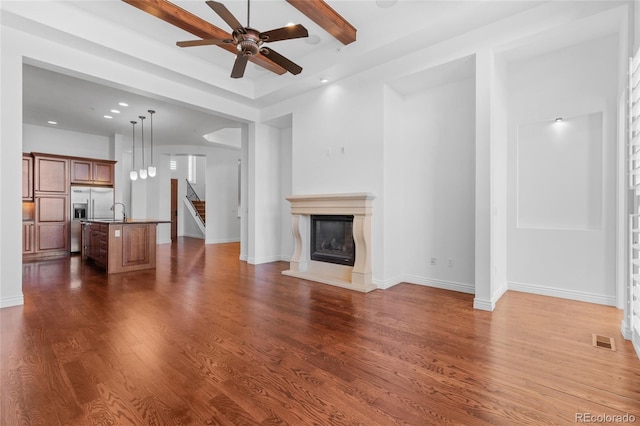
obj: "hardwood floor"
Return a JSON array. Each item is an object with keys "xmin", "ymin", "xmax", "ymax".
[{"xmin": 2, "ymin": 238, "xmax": 639, "ymax": 425}]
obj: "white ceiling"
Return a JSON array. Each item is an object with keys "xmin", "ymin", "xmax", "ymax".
[{"xmin": 11, "ymin": 0, "xmax": 627, "ymax": 147}]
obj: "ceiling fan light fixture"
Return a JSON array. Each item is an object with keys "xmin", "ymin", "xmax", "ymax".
[{"xmin": 177, "ymin": 0, "xmax": 308, "ymax": 79}]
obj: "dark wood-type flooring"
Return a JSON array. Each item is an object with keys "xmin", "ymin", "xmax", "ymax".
[{"xmin": 2, "ymin": 238, "xmax": 639, "ymax": 425}]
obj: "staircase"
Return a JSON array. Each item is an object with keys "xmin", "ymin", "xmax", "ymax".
[
  {"xmin": 191, "ymin": 200, "xmax": 206, "ymax": 225},
  {"xmin": 185, "ymin": 179, "xmax": 206, "ymax": 233}
]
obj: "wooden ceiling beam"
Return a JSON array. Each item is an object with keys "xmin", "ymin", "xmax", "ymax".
[
  {"xmin": 286, "ymin": 0, "xmax": 356, "ymax": 45},
  {"xmin": 121, "ymin": 0, "xmax": 286, "ymax": 75}
]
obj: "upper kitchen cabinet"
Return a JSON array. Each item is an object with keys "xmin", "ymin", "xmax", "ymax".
[
  {"xmin": 22, "ymin": 153, "xmax": 33, "ymax": 200},
  {"xmin": 33, "ymin": 153, "xmax": 69, "ymax": 195},
  {"xmin": 71, "ymin": 159, "xmax": 115, "ymax": 186}
]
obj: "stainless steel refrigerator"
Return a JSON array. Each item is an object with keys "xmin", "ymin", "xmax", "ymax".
[{"xmin": 70, "ymin": 186, "xmax": 115, "ymax": 252}]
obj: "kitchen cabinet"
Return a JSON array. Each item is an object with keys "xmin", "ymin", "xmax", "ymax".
[
  {"xmin": 82, "ymin": 220, "xmax": 165, "ymax": 273},
  {"xmin": 84, "ymin": 222, "xmax": 108, "ymax": 268},
  {"xmin": 22, "ymin": 222, "xmax": 35, "ymax": 254},
  {"xmin": 71, "ymin": 159, "xmax": 115, "ymax": 186},
  {"xmin": 33, "ymin": 195, "xmax": 69, "ymax": 256},
  {"xmin": 22, "ymin": 154, "xmax": 33, "ymax": 200},
  {"xmin": 33, "ymin": 154, "xmax": 69, "ymax": 195},
  {"xmin": 24, "ymin": 152, "xmax": 116, "ymax": 260}
]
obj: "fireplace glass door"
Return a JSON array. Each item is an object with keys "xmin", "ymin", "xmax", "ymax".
[{"xmin": 310, "ymin": 215, "xmax": 355, "ymax": 266}]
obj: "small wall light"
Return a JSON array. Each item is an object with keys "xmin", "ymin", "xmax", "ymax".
[{"xmin": 555, "ymin": 117, "xmax": 563, "ymax": 123}]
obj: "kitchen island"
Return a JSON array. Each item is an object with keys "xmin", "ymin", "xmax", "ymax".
[{"xmin": 81, "ymin": 219, "xmax": 169, "ymax": 274}]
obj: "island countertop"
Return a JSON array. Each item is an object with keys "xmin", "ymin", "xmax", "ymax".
[
  {"xmin": 81, "ymin": 219, "xmax": 171, "ymax": 224},
  {"xmin": 81, "ymin": 220, "xmax": 169, "ymax": 273}
]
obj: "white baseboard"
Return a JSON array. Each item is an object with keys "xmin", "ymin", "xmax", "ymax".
[
  {"xmin": 403, "ymin": 275, "xmax": 475, "ymax": 294},
  {"xmin": 247, "ymin": 255, "xmax": 283, "ymax": 265},
  {"xmin": 239, "ymin": 253, "xmax": 248, "ymax": 261},
  {"xmin": 1, "ymin": 294, "xmax": 24, "ymax": 308},
  {"xmin": 206, "ymin": 238, "xmax": 240, "ymax": 244},
  {"xmin": 473, "ymin": 298, "xmax": 495, "ymax": 311},
  {"xmin": 373, "ymin": 275, "xmax": 403, "ymax": 290},
  {"xmin": 183, "ymin": 233, "xmax": 205, "ymax": 239},
  {"xmin": 508, "ymin": 281, "xmax": 616, "ymax": 306},
  {"xmin": 621, "ymin": 319, "xmax": 632, "ymax": 340}
]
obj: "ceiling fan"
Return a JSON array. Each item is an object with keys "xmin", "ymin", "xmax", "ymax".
[{"xmin": 177, "ymin": 0, "xmax": 309, "ymax": 79}]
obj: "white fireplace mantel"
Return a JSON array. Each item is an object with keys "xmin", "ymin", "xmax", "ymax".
[{"xmin": 282, "ymin": 193, "xmax": 376, "ymax": 293}]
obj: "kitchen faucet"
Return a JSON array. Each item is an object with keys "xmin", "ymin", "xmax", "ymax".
[{"xmin": 111, "ymin": 203, "xmax": 127, "ymax": 221}]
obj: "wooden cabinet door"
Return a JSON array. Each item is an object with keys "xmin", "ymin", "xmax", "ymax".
[
  {"xmin": 71, "ymin": 159, "xmax": 114, "ymax": 185},
  {"xmin": 22, "ymin": 155, "xmax": 33, "ymax": 200},
  {"xmin": 70, "ymin": 159, "xmax": 93, "ymax": 184},
  {"xmin": 35, "ymin": 195, "xmax": 69, "ymax": 254},
  {"xmin": 36, "ymin": 222, "xmax": 68, "ymax": 252},
  {"xmin": 122, "ymin": 225, "xmax": 150, "ymax": 266},
  {"xmin": 93, "ymin": 162, "xmax": 114, "ymax": 185},
  {"xmin": 34, "ymin": 156, "xmax": 68, "ymax": 194},
  {"xmin": 36, "ymin": 196, "xmax": 68, "ymax": 222},
  {"xmin": 23, "ymin": 222, "xmax": 35, "ymax": 254}
]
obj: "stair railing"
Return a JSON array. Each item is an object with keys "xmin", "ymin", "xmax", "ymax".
[{"xmin": 185, "ymin": 179, "xmax": 205, "ymax": 226}]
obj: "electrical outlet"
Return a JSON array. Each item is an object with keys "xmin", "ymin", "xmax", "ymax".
[
  {"xmin": 448, "ymin": 258, "xmax": 453, "ymax": 267},
  {"xmin": 430, "ymin": 257, "xmax": 436, "ymax": 265}
]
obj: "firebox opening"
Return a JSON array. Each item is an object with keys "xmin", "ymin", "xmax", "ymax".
[{"xmin": 310, "ymin": 215, "xmax": 355, "ymax": 267}]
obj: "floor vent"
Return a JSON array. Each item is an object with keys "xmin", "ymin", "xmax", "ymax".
[{"xmin": 592, "ymin": 334, "xmax": 616, "ymax": 351}]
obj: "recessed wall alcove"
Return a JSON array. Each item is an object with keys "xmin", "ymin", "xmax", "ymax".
[{"xmin": 282, "ymin": 193, "xmax": 375, "ymax": 292}]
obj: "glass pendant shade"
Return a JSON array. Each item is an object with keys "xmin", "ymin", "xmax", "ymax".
[
  {"xmin": 139, "ymin": 168, "xmax": 148, "ymax": 179},
  {"xmin": 147, "ymin": 165, "xmax": 157, "ymax": 177},
  {"xmin": 130, "ymin": 170, "xmax": 138, "ymax": 181}
]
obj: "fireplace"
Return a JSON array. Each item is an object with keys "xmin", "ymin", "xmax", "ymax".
[
  {"xmin": 283, "ymin": 193, "xmax": 375, "ymax": 293},
  {"xmin": 310, "ymin": 215, "xmax": 355, "ymax": 266}
]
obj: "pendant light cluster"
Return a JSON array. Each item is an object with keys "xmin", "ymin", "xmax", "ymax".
[{"xmin": 129, "ymin": 109, "xmax": 157, "ymax": 181}]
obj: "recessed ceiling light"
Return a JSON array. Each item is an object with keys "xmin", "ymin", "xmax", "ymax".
[
  {"xmin": 555, "ymin": 117, "xmax": 563, "ymax": 123},
  {"xmin": 305, "ymin": 35, "xmax": 321, "ymax": 45},
  {"xmin": 321, "ymin": 78, "xmax": 329, "ymax": 83},
  {"xmin": 110, "ymin": 109, "xmax": 120, "ymax": 114},
  {"xmin": 47, "ymin": 121, "xmax": 57, "ymax": 125},
  {"xmin": 286, "ymin": 22, "xmax": 296, "ymax": 27},
  {"xmin": 104, "ymin": 115, "xmax": 113, "ymax": 119},
  {"xmin": 118, "ymin": 102, "xmax": 128, "ymax": 107}
]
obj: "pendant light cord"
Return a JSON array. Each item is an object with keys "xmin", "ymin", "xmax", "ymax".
[
  {"xmin": 148, "ymin": 110, "xmax": 155, "ymax": 164},
  {"xmin": 130, "ymin": 120, "xmax": 137, "ymax": 168}
]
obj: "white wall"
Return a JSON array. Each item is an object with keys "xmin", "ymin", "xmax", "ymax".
[
  {"xmin": 381, "ymin": 86, "xmax": 406, "ymax": 288},
  {"xmin": 23, "ymin": 124, "xmax": 112, "ymax": 159},
  {"xmin": 507, "ymin": 35, "xmax": 618, "ymax": 305},
  {"xmin": 206, "ymin": 148, "xmax": 241, "ymax": 244},
  {"xmin": 279, "ymin": 126, "xmax": 294, "ymax": 261},
  {"xmin": 393, "ymin": 78, "xmax": 477, "ymax": 293},
  {"xmin": 247, "ymin": 123, "xmax": 285, "ymax": 264},
  {"xmin": 289, "ymin": 79, "xmax": 385, "ymax": 278}
]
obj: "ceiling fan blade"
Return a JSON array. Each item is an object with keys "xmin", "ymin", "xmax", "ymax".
[
  {"xmin": 176, "ymin": 38, "xmax": 230, "ymax": 48},
  {"xmin": 206, "ymin": 0, "xmax": 243, "ymax": 31},
  {"xmin": 260, "ymin": 47, "xmax": 302, "ymax": 75},
  {"xmin": 260, "ymin": 24, "xmax": 308, "ymax": 43},
  {"xmin": 231, "ymin": 52, "xmax": 249, "ymax": 79}
]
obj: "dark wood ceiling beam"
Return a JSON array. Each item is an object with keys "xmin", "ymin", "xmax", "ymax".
[
  {"xmin": 286, "ymin": 0, "xmax": 356, "ymax": 45},
  {"xmin": 121, "ymin": 0, "xmax": 286, "ymax": 74}
]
